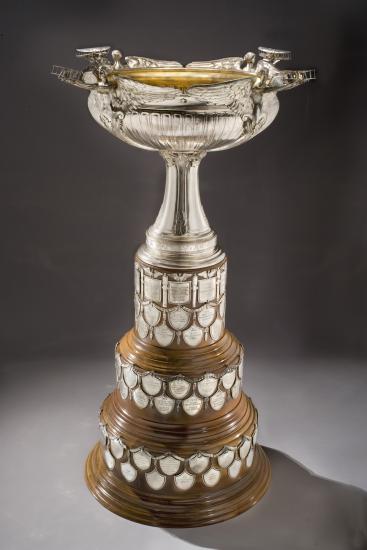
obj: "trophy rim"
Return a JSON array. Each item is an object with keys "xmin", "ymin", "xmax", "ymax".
[{"xmin": 108, "ymin": 67, "xmax": 255, "ymax": 90}]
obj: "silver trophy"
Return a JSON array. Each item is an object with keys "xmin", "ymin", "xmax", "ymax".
[{"xmin": 53, "ymin": 47, "xmax": 315, "ymax": 527}]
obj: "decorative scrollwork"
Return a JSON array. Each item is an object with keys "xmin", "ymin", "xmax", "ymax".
[{"xmin": 125, "ymin": 56, "xmax": 183, "ymax": 69}]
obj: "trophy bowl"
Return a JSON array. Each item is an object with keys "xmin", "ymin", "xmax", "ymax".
[
  {"xmin": 52, "ymin": 47, "xmax": 315, "ymax": 527},
  {"xmin": 88, "ymin": 67, "xmax": 279, "ymax": 152}
]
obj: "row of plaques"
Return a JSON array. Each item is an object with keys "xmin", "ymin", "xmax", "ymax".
[
  {"xmin": 135, "ymin": 300, "xmax": 225, "ymax": 331},
  {"xmin": 136, "ymin": 315, "xmax": 225, "ymax": 347},
  {"xmin": 102, "ymin": 427, "xmax": 257, "ymax": 491},
  {"xmin": 117, "ymin": 360, "xmax": 244, "ymax": 415},
  {"xmin": 136, "ymin": 267, "xmax": 227, "ymax": 306}
]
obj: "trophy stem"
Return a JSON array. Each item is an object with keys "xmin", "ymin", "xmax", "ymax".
[
  {"xmin": 139, "ymin": 151, "xmax": 223, "ymax": 269},
  {"xmin": 154, "ymin": 151, "xmax": 209, "ymax": 237}
]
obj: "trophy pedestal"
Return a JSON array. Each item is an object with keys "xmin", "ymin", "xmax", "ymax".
[
  {"xmin": 85, "ymin": 323, "xmax": 270, "ymax": 527},
  {"xmin": 82, "ymin": 153, "xmax": 272, "ymax": 526}
]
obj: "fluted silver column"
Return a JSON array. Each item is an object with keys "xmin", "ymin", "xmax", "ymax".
[{"xmin": 138, "ymin": 152, "xmax": 224, "ymax": 269}]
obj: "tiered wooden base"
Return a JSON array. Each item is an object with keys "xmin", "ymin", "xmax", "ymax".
[
  {"xmin": 84, "ymin": 330, "xmax": 271, "ymax": 527},
  {"xmin": 85, "ymin": 442, "xmax": 270, "ymax": 527}
]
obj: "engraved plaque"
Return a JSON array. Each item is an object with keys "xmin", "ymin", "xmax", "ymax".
[
  {"xmin": 168, "ymin": 307, "xmax": 190, "ymax": 330},
  {"xmin": 169, "ymin": 378, "xmax": 190, "ymax": 399},
  {"xmin": 189, "ymin": 454, "xmax": 209, "ymax": 474},
  {"xmin": 99, "ymin": 423, "xmax": 108, "ymax": 439},
  {"xmin": 220, "ymin": 268, "xmax": 227, "ymax": 295},
  {"xmin": 110, "ymin": 438, "xmax": 125, "ymax": 460},
  {"xmin": 238, "ymin": 359, "xmax": 244, "ymax": 380},
  {"xmin": 141, "ymin": 374, "xmax": 162, "ymax": 396},
  {"xmin": 154, "ymin": 323, "xmax": 174, "ymax": 347},
  {"xmin": 203, "ymin": 468, "xmax": 220, "ymax": 487},
  {"xmin": 168, "ymin": 281, "xmax": 190, "ymax": 304},
  {"xmin": 136, "ymin": 315, "xmax": 149, "ymax": 339},
  {"xmin": 210, "ymin": 318, "xmax": 223, "ymax": 341},
  {"xmin": 210, "ymin": 390, "xmax": 226, "ymax": 411},
  {"xmin": 217, "ymin": 448, "xmax": 235, "ymax": 468},
  {"xmin": 183, "ymin": 394, "xmax": 203, "ymax": 416},
  {"xmin": 222, "ymin": 369, "xmax": 236, "ymax": 390},
  {"xmin": 119, "ymin": 379, "xmax": 128, "ymax": 400},
  {"xmin": 197, "ymin": 305, "xmax": 216, "ymax": 327},
  {"xmin": 99, "ymin": 428, "xmax": 107, "ymax": 446},
  {"xmin": 123, "ymin": 366, "xmax": 138, "ymax": 389},
  {"xmin": 231, "ymin": 379, "xmax": 241, "ymax": 399},
  {"xmin": 159, "ymin": 455, "xmax": 181, "ymax": 476},
  {"xmin": 144, "ymin": 276, "xmax": 161, "ymax": 302},
  {"xmin": 198, "ymin": 277, "xmax": 216, "ymax": 303},
  {"xmin": 239, "ymin": 438, "xmax": 251, "ymax": 459},
  {"xmin": 115, "ymin": 352, "xmax": 122, "ymax": 374},
  {"xmin": 121, "ymin": 461, "xmax": 137, "ymax": 482},
  {"xmin": 134, "ymin": 295, "xmax": 141, "ymax": 319},
  {"xmin": 228, "ymin": 459, "xmax": 241, "ymax": 479},
  {"xmin": 252, "ymin": 425, "xmax": 258, "ymax": 445},
  {"xmin": 146, "ymin": 469, "xmax": 165, "ymax": 490},
  {"xmin": 103, "ymin": 449, "xmax": 115, "ymax": 470},
  {"xmin": 197, "ymin": 375, "xmax": 218, "ymax": 397},
  {"xmin": 246, "ymin": 447, "xmax": 254, "ymax": 468},
  {"xmin": 133, "ymin": 449, "xmax": 151, "ymax": 471},
  {"xmin": 183, "ymin": 324, "xmax": 203, "ymax": 347},
  {"xmin": 134, "ymin": 267, "xmax": 141, "ymax": 295},
  {"xmin": 133, "ymin": 387, "xmax": 149, "ymax": 409},
  {"xmin": 144, "ymin": 303, "xmax": 161, "ymax": 326},
  {"xmin": 154, "ymin": 393, "xmax": 175, "ymax": 415},
  {"xmin": 174, "ymin": 470, "xmax": 195, "ymax": 491},
  {"xmin": 115, "ymin": 362, "xmax": 121, "ymax": 382},
  {"xmin": 219, "ymin": 297, "xmax": 226, "ymax": 319}
]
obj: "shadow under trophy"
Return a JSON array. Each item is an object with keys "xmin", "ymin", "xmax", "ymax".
[{"xmin": 52, "ymin": 46, "xmax": 315, "ymax": 527}]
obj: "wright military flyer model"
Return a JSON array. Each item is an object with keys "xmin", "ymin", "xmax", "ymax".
[{"xmin": 53, "ymin": 46, "xmax": 314, "ymax": 526}]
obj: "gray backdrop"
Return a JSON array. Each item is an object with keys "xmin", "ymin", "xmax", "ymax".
[
  {"xmin": 1, "ymin": 3, "xmax": 367, "ymax": 549},
  {"xmin": 2, "ymin": 0, "xmax": 367, "ymax": 363}
]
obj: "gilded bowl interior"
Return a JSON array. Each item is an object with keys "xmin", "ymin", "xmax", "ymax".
[{"xmin": 109, "ymin": 68, "xmax": 254, "ymax": 90}]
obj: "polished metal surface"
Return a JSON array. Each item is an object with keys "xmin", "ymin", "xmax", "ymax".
[
  {"xmin": 258, "ymin": 46, "xmax": 291, "ymax": 62},
  {"xmin": 139, "ymin": 151, "xmax": 224, "ymax": 267},
  {"xmin": 52, "ymin": 47, "xmax": 314, "ymax": 269},
  {"xmin": 133, "ymin": 259, "xmax": 227, "ymax": 346}
]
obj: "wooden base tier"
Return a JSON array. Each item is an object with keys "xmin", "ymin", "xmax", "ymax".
[
  {"xmin": 85, "ymin": 442, "xmax": 271, "ymax": 527},
  {"xmin": 84, "ymin": 329, "xmax": 270, "ymax": 527},
  {"xmin": 84, "ymin": 323, "xmax": 271, "ymax": 524}
]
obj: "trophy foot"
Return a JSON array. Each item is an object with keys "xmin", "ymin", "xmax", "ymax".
[{"xmin": 85, "ymin": 442, "xmax": 271, "ymax": 527}]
